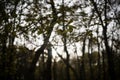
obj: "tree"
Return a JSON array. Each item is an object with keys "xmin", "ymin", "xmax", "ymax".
[
  {"xmin": 0, "ymin": 0, "xmax": 22, "ymax": 79},
  {"xmin": 24, "ymin": 0, "xmax": 58, "ymax": 79},
  {"xmin": 89, "ymin": 0, "xmax": 119, "ymax": 80},
  {"xmin": 0, "ymin": 0, "xmax": 120, "ymax": 80}
]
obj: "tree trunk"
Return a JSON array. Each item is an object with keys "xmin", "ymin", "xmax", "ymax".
[
  {"xmin": 56, "ymin": 50, "xmax": 79, "ymax": 80},
  {"xmin": 24, "ymin": 0, "xmax": 57, "ymax": 79},
  {"xmin": 102, "ymin": 49, "xmax": 106, "ymax": 80},
  {"xmin": 90, "ymin": 0, "xmax": 116, "ymax": 80},
  {"xmin": 80, "ymin": 37, "xmax": 86, "ymax": 80},
  {"xmin": 53, "ymin": 59, "xmax": 57, "ymax": 80},
  {"xmin": 88, "ymin": 37, "xmax": 94, "ymax": 80},
  {"xmin": 103, "ymin": 0, "xmax": 116, "ymax": 80},
  {"xmin": 45, "ymin": 44, "xmax": 52, "ymax": 80},
  {"xmin": 96, "ymin": 27, "xmax": 101, "ymax": 80}
]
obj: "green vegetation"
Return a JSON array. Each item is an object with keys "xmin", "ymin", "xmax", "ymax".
[{"xmin": 0, "ymin": 0, "xmax": 120, "ymax": 80}]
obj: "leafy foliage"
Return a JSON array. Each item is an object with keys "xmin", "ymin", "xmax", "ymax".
[{"xmin": 0, "ymin": 0, "xmax": 120, "ymax": 80}]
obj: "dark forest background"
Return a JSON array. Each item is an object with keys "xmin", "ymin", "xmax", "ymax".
[{"xmin": 0, "ymin": 0, "xmax": 120, "ymax": 80}]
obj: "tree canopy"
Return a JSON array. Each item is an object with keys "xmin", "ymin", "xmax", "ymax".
[{"xmin": 0, "ymin": 0, "xmax": 120, "ymax": 80}]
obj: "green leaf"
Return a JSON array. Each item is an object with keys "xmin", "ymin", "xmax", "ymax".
[
  {"xmin": 56, "ymin": 29, "xmax": 63, "ymax": 35},
  {"xmin": 80, "ymin": 11, "xmax": 87, "ymax": 16},
  {"xmin": 67, "ymin": 25, "xmax": 76, "ymax": 32}
]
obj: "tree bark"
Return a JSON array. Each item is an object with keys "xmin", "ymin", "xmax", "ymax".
[
  {"xmin": 88, "ymin": 37, "xmax": 94, "ymax": 80},
  {"xmin": 80, "ymin": 36, "xmax": 86, "ymax": 80},
  {"xmin": 45, "ymin": 43, "xmax": 52, "ymax": 80},
  {"xmin": 25, "ymin": 0, "xmax": 57, "ymax": 79},
  {"xmin": 96, "ymin": 27, "xmax": 101, "ymax": 80},
  {"xmin": 104, "ymin": 0, "xmax": 116, "ymax": 80},
  {"xmin": 56, "ymin": 50, "xmax": 79, "ymax": 80},
  {"xmin": 53, "ymin": 59, "xmax": 57, "ymax": 80}
]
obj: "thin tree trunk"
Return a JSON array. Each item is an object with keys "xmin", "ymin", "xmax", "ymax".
[
  {"xmin": 55, "ymin": 48, "xmax": 79, "ymax": 80},
  {"xmin": 76, "ymin": 55, "xmax": 81, "ymax": 80},
  {"xmin": 88, "ymin": 37, "xmax": 94, "ymax": 80},
  {"xmin": 104, "ymin": 0, "xmax": 116, "ymax": 80},
  {"xmin": 63, "ymin": 38, "xmax": 71, "ymax": 80},
  {"xmin": 80, "ymin": 37, "xmax": 86, "ymax": 80},
  {"xmin": 62, "ymin": 0, "xmax": 71, "ymax": 79},
  {"xmin": 102, "ymin": 49, "xmax": 106, "ymax": 80},
  {"xmin": 96, "ymin": 27, "xmax": 101, "ymax": 80},
  {"xmin": 53, "ymin": 59, "xmax": 57, "ymax": 80},
  {"xmin": 45, "ymin": 43, "xmax": 52, "ymax": 80},
  {"xmin": 41, "ymin": 52, "xmax": 45, "ymax": 80}
]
